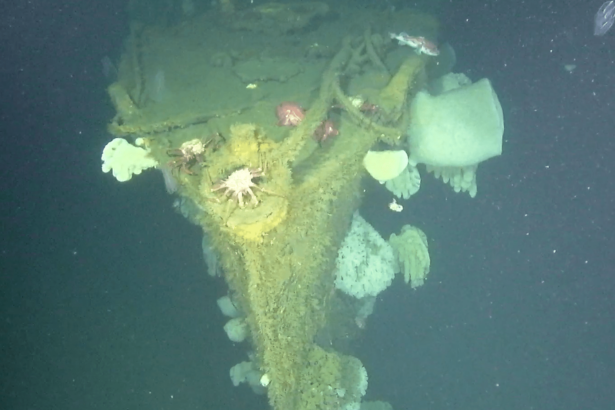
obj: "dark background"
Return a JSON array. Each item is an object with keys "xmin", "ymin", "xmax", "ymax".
[{"xmin": 1, "ymin": 1, "xmax": 614, "ymax": 410}]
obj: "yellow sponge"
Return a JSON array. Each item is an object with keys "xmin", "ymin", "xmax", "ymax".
[{"xmin": 362, "ymin": 150, "xmax": 408, "ymax": 182}]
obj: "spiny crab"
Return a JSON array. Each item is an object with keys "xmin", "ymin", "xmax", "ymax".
[
  {"xmin": 167, "ymin": 135, "xmax": 220, "ymax": 175},
  {"xmin": 211, "ymin": 167, "xmax": 265, "ymax": 208}
]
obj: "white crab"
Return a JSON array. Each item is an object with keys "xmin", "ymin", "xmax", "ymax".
[{"xmin": 211, "ymin": 167, "xmax": 264, "ymax": 207}]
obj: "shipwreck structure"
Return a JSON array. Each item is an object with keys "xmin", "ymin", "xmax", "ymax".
[{"xmin": 101, "ymin": 3, "xmax": 504, "ymax": 410}]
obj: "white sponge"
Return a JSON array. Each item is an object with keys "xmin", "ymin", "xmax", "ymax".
[
  {"xmin": 101, "ymin": 138, "xmax": 158, "ymax": 182},
  {"xmin": 334, "ymin": 212, "xmax": 396, "ymax": 299},
  {"xmin": 407, "ymin": 78, "xmax": 503, "ymax": 168},
  {"xmin": 217, "ymin": 296, "xmax": 240, "ymax": 318},
  {"xmin": 230, "ymin": 361, "xmax": 266, "ymax": 395},
  {"xmin": 224, "ymin": 318, "xmax": 249, "ymax": 342}
]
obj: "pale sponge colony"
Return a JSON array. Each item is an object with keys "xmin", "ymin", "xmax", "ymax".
[
  {"xmin": 360, "ymin": 401, "xmax": 394, "ymax": 410},
  {"xmin": 389, "ymin": 225, "xmax": 430, "ymax": 289},
  {"xmin": 334, "ymin": 212, "xmax": 397, "ymax": 299},
  {"xmin": 101, "ymin": 138, "xmax": 158, "ymax": 182},
  {"xmin": 384, "ymin": 165, "xmax": 421, "ymax": 199},
  {"xmin": 340, "ymin": 359, "xmax": 369, "ymax": 410}
]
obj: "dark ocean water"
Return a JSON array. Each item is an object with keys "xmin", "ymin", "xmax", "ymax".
[{"xmin": 1, "ymin": 1, "xmax": 613, "ymax": 410}]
